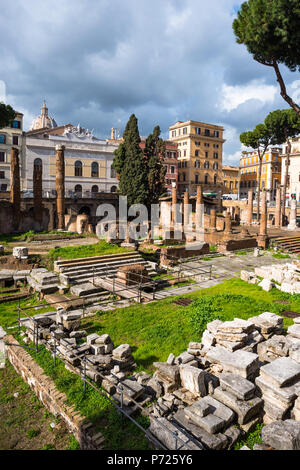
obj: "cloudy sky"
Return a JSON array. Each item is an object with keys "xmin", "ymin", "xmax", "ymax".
[{"xmin": 0, "ymin": 0, "xmax": 299, "ymax": 165}]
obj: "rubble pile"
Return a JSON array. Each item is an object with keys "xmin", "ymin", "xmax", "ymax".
[
  {"xmin": 241, "ymin": 261, "xmax": 300, "ymax": 294},
  {"xmin": 255, "ymin": 357, "xmax": 300, "ymax": 423}
]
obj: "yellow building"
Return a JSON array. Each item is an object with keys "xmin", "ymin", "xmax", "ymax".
[
  {"xmin": 0, "ymin": 112, "xmax": 24, "ymax": 192},
  {"xmin": 222, "ymin": 165, "xmax": 239, "ymax": 194},
  {"xmin": 239, "ymin": 148, "xmax": 282, "ymax": 200},
  {"xmin": 168, "ymin": 120, "xmax": 225, "ymax": 196}
]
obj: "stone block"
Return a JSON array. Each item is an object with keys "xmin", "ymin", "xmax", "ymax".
[
  {"xmin": 113, "ymin": 344, "xmax": 131, "ymax": 359},
  {"xmin": 117, "ymin": 379, "xmax": 144, "ymax": 399},
  {"xmin": 288, "ymin": 324, "xmax": 300, "ymax": 340},
  {"xmin": 213, "ymin": 386, "xmax": 263, "ymax": 424},
  {"xmin": 177, "ymin": 352, "xmax": 194, "ymax": 364},
  {"xmin": 148, "ymin": 417, "xmax": 205, "ymax": 450},
  {"xmin": 153, "ymin": 362, "xmax": 180, "ymax": 383},
  {"xmin": 260, "ymin": 357, "xmax": 300, "ymax": 388},
  {"xmin": 219, "ymin": 373, "xmax": 256, "ymax": 400},
  {"xmin": 262, "ymin": 420, "xmax": 300, "ymax": 450},
  {"xmin": 179, "ymin": 365, "xmax": 206, "ymax": 397},
  {"xmin": 217, "ymin": 318, "xmax": 255, "ymax": 334}
]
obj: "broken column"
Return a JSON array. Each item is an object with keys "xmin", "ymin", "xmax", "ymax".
[
  {"xmin": 183, "ymin": 190, "xmax": 190, "ymax": 239},
  {"xmin": 55, "ymin": 144, "xmax": 65, "ymax": 230},
  {"xmin": 247, "ymin": 190, "xmax": 253, "ymax": 226},
  {"xmin": 209, "ymin": 208, "xmax": 217, "ymax": 232},
  {"xmin": 10, "ymin": 147, "xmax": 21, "ymax": 228},
  {"xmin": 195, "ymin": 186, "xmax": 203, "ymax": 229},
  {"xmin": 33, "ymin": 159, "xmax": 43, "ymax": 224},
  {"xmin": 224, "ymin": 211, "xmax": 233, "ymax": 238},
  {"xmin": 288, "ymin": 199, "xmax": 297, "ymax": 231},
  {"xmin": 257, "ymin": 190, "xmax": 268, "ymax": 249},
  {"xmin": 274, "ymin": 187, "xmax": 281, "ymax": 228},
  {"xmin": 171, "ymin": 185, "xmax": 177, "ymax": 227}
]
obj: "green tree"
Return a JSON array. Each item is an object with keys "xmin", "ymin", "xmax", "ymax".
[
  {"xmin": 0, "ymin": 102, "xmax": 16, "ymax": 129},
  {"xmin": 264, "ymin": 109, "xmax": 300, "ymax": 223},
  {"xmin": 240, "ymin": 123, "xmax": 275, "ymax": 221},
  {"xmin": 144, "ymin": 125, "xmax": 166, "ymax": 206},
  {"xmin": 233, "ymin": 0, "xmax": 300, "ymax": 115},
  {"xmin": 112, "ymin": 114, "xmax": 149, "ymax": 207}
]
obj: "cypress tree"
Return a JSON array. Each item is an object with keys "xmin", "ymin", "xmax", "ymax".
[
  {"xmin": 113, "ymin": 114, "xmax": 149, "ymax": 207},
  {"xmin": 144, "ymin": 125, "xmax": 166, "ymax": 207}
]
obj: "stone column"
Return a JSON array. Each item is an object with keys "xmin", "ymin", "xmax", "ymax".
[
  {"xmin": 183, "ymin": 191, "xmax": 189, "ymax": 229},
  {"xmin": 274, "ymin": 187, "xmax": 281, "ymax": 228},
  {"xmin": 55, "ymin": 144, "xmax": 65, "ymax": 230},
  {"xmin": 247, "ymin": 190, "xmax": 253, "ymax": 225},
  {"xmin": 209, "ymin": 208, "xmax": 217, "ymax": 232},
  {"xmin": 224, "ymin": 211, "xmax": 232, "ymax": 235},
  {"xmin": 10, "ymin": 147, "xmax": 21, "ymax": 228},
  {"xmin": 33, "ymin": 161, "xmax": 43, "ymax": 224},
  {"xmin": 288, "ymin": 199, "xmax": 297, "ymax": 230},
  {"xmin": 196, "ymin": 186, "xmax": 203, "ymax": 229},
  {"xmin": 171, "ymin": 186, "xmax": 177, "ymax": 226},
  {"xmin": 257, "ymin": 190, "xmax": 268, "ymax": 249}
]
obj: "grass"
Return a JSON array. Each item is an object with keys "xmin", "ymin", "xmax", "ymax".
[
  {"xmin": 80, "ymin": 278, "xmax": 297, "ymax": 372},
  {"xmin": 0, "ymin": 230, "xmax": 85, "ymax": 246},
  {"xmin": 235, "ymin": 423, "xmax": 264, "ymax": 450},
  {"xmin": 16, "ymin": 341, "xmax": 150, "ymax": 450},
  {"xmin": 272, "ymin": 252, "xmax": 291, "ymax": 259},
  {"xmin": 48, "ymin": 240, "xmax": 132, "ymax": 261}
]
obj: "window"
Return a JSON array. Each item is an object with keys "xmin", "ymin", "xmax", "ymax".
[
  {"xmin": 178, "ymin": 162, "xmax": 181, "ymax": 169},
  {"xmin": 213, "ymin": 130, "xmax": 219, "ymax": 138},
  {"xmin": 195, "ymin": 127, "xmax": 201, "ymax": 135},
  {"xmin": 172, "ymin": 131, "xmax": 176, "ymax": 137},
  {"xmin": 170, "ymin": 166, "xmax": 175, "ymax": 174},
  {"xmin": 195, "ymin": 141, "xmax": 200, "ymax": 146},
  {"xmin": 91, "ymin": 161, "xmax": 99, "ymax": 177},
  {"xmin": 183, "ymin": 127, "xmax": 187, "ymax": 135},
  {"xmin": 184, "ymin": 150, "xmax": 186, "ymax": 157},
  {"xmin": 214, "ymin": 152, "xmax": 218, "ymax": 159},
  {"xmin": 182, "ymin": 173, "xmax": 186, "ymax": 182},
  {"xmin": 0, "ymin": 171, "xmax": 5, "ymax": 179},
  {"xmin": 213, "ymin": 144, "xmax": 219, "ymax": 148},
  {"xmin": 0, "ymin": 184, "xmax": 7, "ymax": 191},
  {"xmin": 195, "ymin": 160, "xmax": 200, "ymax": 168},
  {"xmin": 214, "ymin": 174, "xmax": 217, "ymax": 184},
  {"xmin": 205, "ymin": 151, "xmax": 209, "ymax": 158},
  {"xmin": 204, "ymin": 129, "xmax": 210, "ymax": 136},
  {"xmin": 74, "ymin": 184, "xmax": 82, "ymax": 194},
  {"xmin": 0, "ymin": 135, "xmax": 6, "ymax": 144},
  {"xmin": 204, "ymin": 143, "xmax": 210, "ymax": 147},
  {"xmin": 34, "ymin": 158, "xmax": 42, "ymax": 171},
  {"xmin": 204, "ymin": 161, "xmax": 209, "ymax": 169},
  {"xmin": 11, "ymin": 120, "xmax": 21, "ymax": 129},
  {"xmin": 91, "ymin": 185, "xmax": 99, "ymax": 193},
  {"xmin": 204, "ymin": 174, "xmax": 209, "ymax": 184},
  {"xmin": 12, "ymin": 136, "xmax": 18, "ymax": 145},
  {"xmin": 75, "ymin": 161, "xmax": 82, "ymax": 177},
  {"xmin": 195, "ymin": 150, "xmax": 199, "ymax": 157},
  {"xmin": 182, "ymin": 161, "xmax": 187, "ymax": 168},
  {"xmin": 195, "ymin": 174, "xmax": 199, "ymax": 184},
  {"xmin": 213, "ymin": 162, "xmax": 218, "ymax": 170},
  {"xmin": 0, "ymin": 152, "xmax": 4, "ymax": 162}
]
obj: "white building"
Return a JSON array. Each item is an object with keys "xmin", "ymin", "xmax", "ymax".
[
  {"xmin": 25, "ymin": 103, "xmax": 119, "ymax": 196},
  {"xmin": 281, "ymin": 137, "xmax": 300, "ymax": 202},
  {"xmin": 0, "ymin": 111, "xmax": 25, "ymax": 192}
]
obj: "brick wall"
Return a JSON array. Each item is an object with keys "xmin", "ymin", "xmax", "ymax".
[{"xmin": 5, "ymin": 335, "xmax": 104, "ymax": 450}]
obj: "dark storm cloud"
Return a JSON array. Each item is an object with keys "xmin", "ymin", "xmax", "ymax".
[{"xmin": 0, "ymin": 0, "xmax": 299, "ymax": 165}]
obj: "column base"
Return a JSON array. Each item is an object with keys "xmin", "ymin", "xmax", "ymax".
[{"xmin": 257, "ymin": 234, "xmax": 268, "ymax": 249}]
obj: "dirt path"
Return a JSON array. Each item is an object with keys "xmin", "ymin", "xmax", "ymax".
[{"xmin": 0, "ymin": 361, "xmax": 77, "ymax": 450}]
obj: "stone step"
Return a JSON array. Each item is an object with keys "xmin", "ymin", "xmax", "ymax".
[
  {"xmin": 58, "ymin": 256, "xmax": 149, "ymax": 275},
  {"xmin": 54, "ymin": 251, "xmax": 139, "ymax": 270}
]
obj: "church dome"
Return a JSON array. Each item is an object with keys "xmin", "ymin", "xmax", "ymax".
[{"xmin": 29, "ymin": 101, "xmax": 57, "ymax": 130}]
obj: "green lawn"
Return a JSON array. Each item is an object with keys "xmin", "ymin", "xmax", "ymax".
[
  {"xmin": 1, "ymin": 278, "xmax": 300, "ymax": 450},
  {"xmin": 80, "ymin": 278, "xmax": 298, "ymax": 373},
  {"xmin": 48, "ymin": 240, "xmax": 133, "ymax": 261}
]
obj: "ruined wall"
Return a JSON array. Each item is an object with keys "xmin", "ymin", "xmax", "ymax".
[
  {"xmin": 0, "ymin": 201, "xmax": 50, "ymax": 234},
  {"xmin": 5, "ymin": 335, "xmax": 104, "ymax": 450}
]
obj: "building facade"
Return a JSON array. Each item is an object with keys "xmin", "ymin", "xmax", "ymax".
[
  {"xmin": 168, "ymin": 120, "xmax": 225, "ymax": 196},
  {"xmin": 281, "ymin": 137, "xmax": 300, "ymax": 201},
  {"xmin": 239, "ymin": 148, "xmax": 282, "ymax": 200},
  {"xmin": 0, "ymin": 112, "xmax": 24, "ymax": 192},
  {"xmin": 222, "ymin": 165, "xmax": 239, "ymax": 194}
]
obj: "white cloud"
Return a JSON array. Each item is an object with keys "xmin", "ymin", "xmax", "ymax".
[
  {"xmin": 290, "ymin": 80, "xmax": 300, "ymax": 105},
  {"xmin": 0, "ymin": 81, "xmax": 6, "ymax": 102},
  {"xmin": 219, "ymin": 80, "xmax": 277, "ymax": 112}
]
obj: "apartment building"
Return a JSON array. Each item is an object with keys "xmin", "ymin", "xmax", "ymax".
[
  {"xmin": 0, "ymin": 111, "xmax": 24, "ymax": 192},
  {"xmin": 168, "ymin": 120, "xmax": 225, "ymax": 196},
  {"xmin": 281, "ymin": 137, "xmax": 300, "ymax": 201},
  {"xmin": 222, "ymin": 165, "xmax": 239, "ymax": 194},
  {"xmin": 239, "ymin": 148, "xmax": 282, "ymax": 200}
]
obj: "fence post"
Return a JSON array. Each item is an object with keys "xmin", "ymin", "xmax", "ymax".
[
  {"xmin": 82, "ymin": 356, "xmax": 86, "ymax": 395},
  {"xmin": 36, "ymin": 323, "xmax": 39, "ymax": 352},
  {"xmin": 54, "ymin": 337, "xmax": 57, "ymax": 367},
  {"xmin": 174, "ymin": 430, "xmax": 178, "ymax": 450},
  {"xmin": 120, "ymin": 384, "xmax": 124, "ymax": 428},
  {"xmin": 82, "ymin": 297, "xmax": 85, "ymax": 318},
  {"xmin": 18, "ymin": 298, "xmax": 20, "ymax": 334}
]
